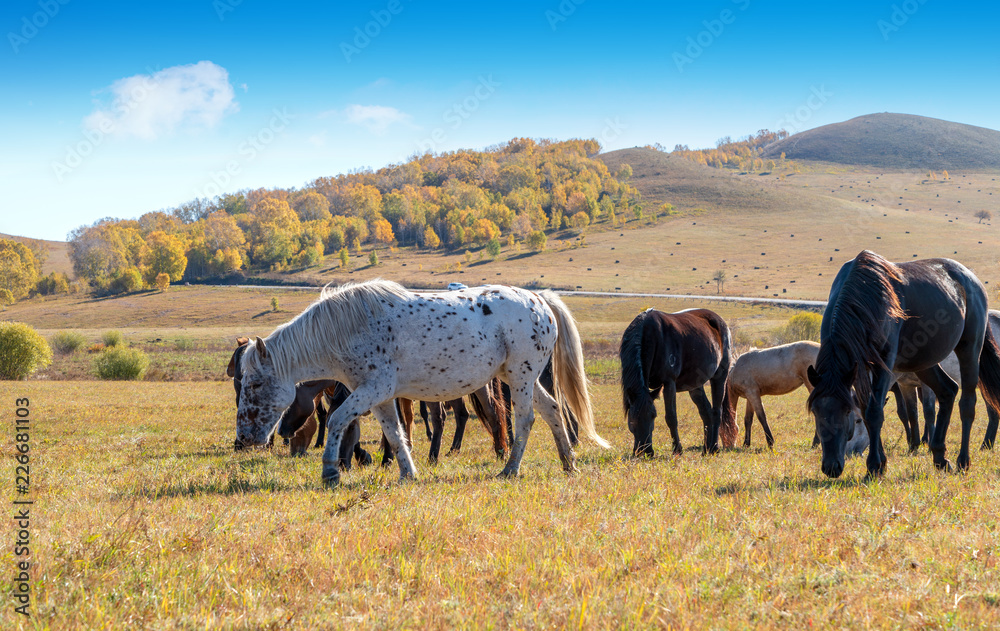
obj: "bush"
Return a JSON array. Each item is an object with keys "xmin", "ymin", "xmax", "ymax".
[
  {"xmin": 108, "ymin": 268, "xmax": 144, "ymax": 294},
  {"xmin": 777, "ymin": 312, "xmax": 823, "ymax": 344},
  {"xmin": 102, "ymin": 330, "xmax": 125, "ymax": 347},
  {"xmin": 94, "ymin": 346, "xmax": 150, "ymax": 380},
  {"xmin": 270, "ymin": 297, "xmax": 279, "ymax": 312},
  {"xmin": 51, "ymin": 330, "xmax": 87, "ymax": 354},
  {"xmin": 0, "ymin": 321, "xmax": 52, "ymax": 380},
  {"xmin": 155, "ymin": 273, "xmax": 170, "ymax": 291}
]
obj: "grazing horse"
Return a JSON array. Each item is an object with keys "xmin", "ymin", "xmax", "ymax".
[
  {"xmin": 422, "ymin": 378, "xmax": 509, "ymax": 462},
  {"xmin": 228, "ymin": 339, "xmax": 370, "ymax": 465},
  {"xmin": 893, "ymin": 309, "xmax": 1000, "ymax": 450},
  {"xmin": 620, "ymin": 308, "xmax": 738, "ymax": 457},
  {"xmin": 807, "ymin": 250, "xmax": 1000, "ymax": 479},
  {"xmin": 728, "ymin": 340, "xmax": 867, "ymax": 449},
  {"xmin": 235, "ymin": 280, "xmax": 609, "ymax": 486},
  {"xmin": 727, "ymin": 341, "xmax": 820, "ymax": 448}
]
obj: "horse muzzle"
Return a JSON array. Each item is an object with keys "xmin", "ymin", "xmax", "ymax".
[{"xmin": 821, "ymin": 457, "xmax": 845, "ymax": 479}]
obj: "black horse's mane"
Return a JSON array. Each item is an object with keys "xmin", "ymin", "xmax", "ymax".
[{"xmin": 809, "ymin": 250, "xmax": 905, "ymax": 406}]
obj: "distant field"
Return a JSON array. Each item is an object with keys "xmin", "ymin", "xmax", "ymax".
[{"xmin": 5, "ymin": 380, "xmax": 998, "ymax": 629}]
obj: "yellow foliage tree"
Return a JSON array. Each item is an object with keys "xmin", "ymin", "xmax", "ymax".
[{"xmin": 143, "ymin": 231, "xmax": 188, "ymax": 283}]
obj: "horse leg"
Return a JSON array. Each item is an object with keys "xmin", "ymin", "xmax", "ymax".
[
  {"xmin": 313, "ymin": 396, "xmax": 328, "ymax": 448},
  {"xmin": 427, "ymin": 402, "xmax": 446, "ymax": 464},
  {"xmin": 893, "ymin": 383, "xmax": 920, "ymax": 453},
  {"xmin": 741, "ymin": 398, "xmax": 754, "ymax": 448},
  {"xmin": 748, "ymin": 393, "xmax": 774, "ymax": 450},
  {"xmin": 982, "ymin": 403, "xmax": 999, "ymax": 450},
  {"xmin": 532, "ymin": 380, "xmax": 576, "ymax": 472},
  {"xmin": 419, "ymin": 401, "xmax": 432, "ymax": 441},
  {"xmin": 864, "ymin": 369, "xmax": 894, "ymax": 479},
  {"xmin": 370, "ymin": 400, "xmax": 417, "ymax": 482},
  {"xmin": 448, "ymin": 398, "xmax": 470, "ymax": 455},
  {"xmin": 662, "ymin": 381, "xmax": 681, "ymax": 455},
  {"xmin": 351, "ymin": 418, "xmax": 373, "ymax": 467},
  {"xmin": 915, "ymin": 365, "xmax": 959, "ymax": 472},
  {"xmin": 338, "ymin": 418, "xmax": 361, "ymax": 471},
  {"xmin": 919, "ymin": 386, "xmax": 937, "ymax": 445},
  {"xmin": 952, "ymin": 342, "xmax": 982, "ymax": 471},
  {"xmin": 689, "ymin": 387, "xmax": 717, "ymax": 454},
  {"xmin": 320, "ymin": 386, "xmax": 391, "ymax": 486},
  {"xmin": 498, "ymin": 377, "xmax": 539, "ymax": 478}
]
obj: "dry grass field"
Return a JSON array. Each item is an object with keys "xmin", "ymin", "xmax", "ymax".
[
  {"xmin": 3, "ymin": 378, "xmax": 999, "ymax": 629},
  {"xmin": 3, "ymin": 282, "xmax": 1000, "ymax": 628}
]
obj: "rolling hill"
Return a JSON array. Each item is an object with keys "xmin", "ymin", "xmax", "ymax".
[
  {"xmin": 761, "ymin": 113, "xmax": 1000, "ymax": 170},
  {"xmin": 0, "ymin": 232, "xmax": 73, "ymax": 276}
]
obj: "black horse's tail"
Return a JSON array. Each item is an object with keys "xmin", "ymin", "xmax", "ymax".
[
  {"xmin": 977, "ymin": 325, "xmax": 1000, "ymax": 420},
  {"xmin": 620, "ymin": 311, "xmax": 656, "ymax": 432}
]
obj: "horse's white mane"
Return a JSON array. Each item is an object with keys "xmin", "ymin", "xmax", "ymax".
[{"xmin": 242, "ymin": 279, "xmax": 410, "ymax": 381}]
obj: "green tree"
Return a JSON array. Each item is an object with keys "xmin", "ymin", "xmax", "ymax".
[
  {"xmin": 527, "ymin": 230, "xmax": 547, "ymax": 252},
  {"xmin": 485, "ymin": 238, "xmax": 502, "ymax": 259},
  {"xmin": 339, "ymin": 247, "xmax": 351, "ymax": 270},
  {"xmin": 369, "ymin": 250, "xmax": 379, "ymax": 267}
]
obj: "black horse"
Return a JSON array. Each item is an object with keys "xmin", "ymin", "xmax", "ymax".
[
  {"xmin": 807, "ymin": 250, "xmax": 1000, "ymax": 479},
  {"xmin": 620, "ymin": 308, "xmax": 737, "ymax": 456},
  {"xmin": 892, "ymin": 308, "xmax": 1000, "ymax": 451}
]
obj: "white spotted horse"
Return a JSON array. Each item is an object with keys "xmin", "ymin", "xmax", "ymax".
[{"xmin": 234, "ymin": 280, "xmax": 609, "ymax": 486}]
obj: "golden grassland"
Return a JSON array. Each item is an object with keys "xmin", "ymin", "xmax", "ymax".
[{"xmin": 2, "ymin": 379, "xmax": 999, "ymax": 630}]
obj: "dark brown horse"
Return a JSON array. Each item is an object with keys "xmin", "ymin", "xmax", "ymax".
[
  {"xmin": 620, "ymin": 308, "xmax": 738, "ymax": 456},
  {"xmin": 807, "ymin": 250, "xmax": 1000, "ymax": 479},
  {"xmin": 420, "ymin": 378, "xmax": 509, "ymax": 461}
]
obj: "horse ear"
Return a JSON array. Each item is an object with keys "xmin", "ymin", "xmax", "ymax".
[
  {"xmin": 807, "ymin": 365, "xmax": 821, "ymax": 388},
  {"xmin": 256, "ymin": 336, "xmax": 268, "ymax": 360},
  {"xmin": 236, "ymin": 336, "xmax": 249, "ymax": 347},
  {"xmin": 226, "ymin": 350, "xmax": 238, "ymax": 378}
]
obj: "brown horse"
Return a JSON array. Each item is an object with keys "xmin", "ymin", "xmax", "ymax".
[
  {"xmin": 620, "ymin": 308, "xmax": 738, "ymax": 456},
  {"xmin": 421, "ymin": 378, "xmax": 508, "ymax": 461}
]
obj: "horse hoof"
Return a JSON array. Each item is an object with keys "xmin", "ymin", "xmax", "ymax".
[
  {"xmin": 956, "ymin": 456, "xmax": 971, "ymax": 471},
  {"xmin": 497, "ymin": 468, "xmax": 519, "ymax": 479},
  {"xmin": 357, "ymin": 451, "xmax": 373, "ymax": 467},
  {"xmin": 321, "ymin": 472, "xmax": 341, "ymax": 488},
  {"xmin": 934, "ymin": 458, "xmax": 954, "ymax": 473}
]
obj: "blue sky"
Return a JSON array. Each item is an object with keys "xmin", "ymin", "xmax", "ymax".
[{"xmin": 2, "ymin": 0, "xmax": 998, "ymax": 240}]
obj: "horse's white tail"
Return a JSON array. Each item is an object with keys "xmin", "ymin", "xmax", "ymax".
[{"xmin": 539, "ymin": 290, "xmax": 611, "ymax": 449}]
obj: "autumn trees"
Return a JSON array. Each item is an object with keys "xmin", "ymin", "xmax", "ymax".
[{"xmin": 67, "ymin": 137, "xmax": 639, "ymax": 290}]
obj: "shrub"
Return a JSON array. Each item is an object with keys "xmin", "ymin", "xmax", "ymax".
[
  {"xmin": 94, "ymin": 346, "xmax": 150, "ymax": 380},
  {"xmin": 0, "ymin": 288, "xmax": 13, "ymax": 307},
  {"xmin": 174, "ymin": 337, "xmax": 196, "ymax": 351},
  {"xmin": 102, "ymin": 330, "xmax": 125, "ymax": 347},
  {"xmin": 87, "ymin": 343, "xmax": 106, "ymax": 354},
  {"xmin": 155, "ymin": 273, "xmax": 170, "ymax": 292},
  {"xmin": 108, "ymin": 268, "xmax": 143, "ymax": 294},
  {"xmin": 51, "ymin": 330, "xmax": 87, "ymax": 354},
  {"xmin": 0, "ymin": 321, "xmax": 52, "ymax": 380},
  {"xmin": 777, "ymin": 312, "xmax": 823, "ymax": 344},
  {"xmin": 271, "ymin": 296, "xmax": 280, "ymax": 312}
]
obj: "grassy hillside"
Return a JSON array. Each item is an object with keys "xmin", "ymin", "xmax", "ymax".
[{"xmin": 761, "ymin": 113, "xmax": 1000, "ymax": 170}]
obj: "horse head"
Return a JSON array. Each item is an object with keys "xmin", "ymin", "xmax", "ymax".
[
  {"xmin": 807, "ymin": 362, "xmax": 859, "ymax": 478},
  {"xmin": 235, "ymin": 337, "xmax": 295, "ymax": 449}
]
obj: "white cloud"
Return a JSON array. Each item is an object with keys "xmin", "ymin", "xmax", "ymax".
[
  {"xmin": 84, "ymin": 61, "xmax": 238, "ymax": 140},
  {"xmin": 343, "ymin": 104, "xmax": 412, "ymax": 134},
  {"xmin": 307, "ymin": 131, "xmax": 327, "ymax": 147}
]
